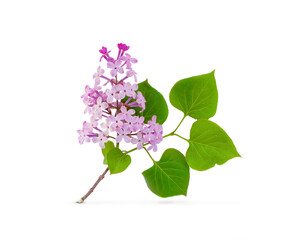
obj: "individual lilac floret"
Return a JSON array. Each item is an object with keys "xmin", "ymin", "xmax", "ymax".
[
  {"xmin": 99, "ymin": 47, "xmax": 108, "ymax": 54},
  {"xmin": 136, "ymin": 92, "xmax": 146, "ymax": 111},
  {"xmin": 108, "ymin": 114, "xmax": 124, "ymax": 131},
  {"xmin": 93, "ymin": 66, "xmax": 104, "ymax": 88},
  {"xmin": 77, "ymin": 122, "xmax": 93, "ymax": 144},
  {"xmin": 101, "ymin": 119, "xmax": 114, "ymax": 135},
  {"xmin": 131, "ymin": 132, "xmax": 145, "ymax": 150},
  {"xmin": 93, "ymin": 97, "xmax": 108, "ymax": 117},
  {"xmin": 127, "ymin": 68, "xmax": 137, "ymax": 82},
  {"xmin": 77, "ymin": 43, "xmax": 163, "ymax": 152},
  {"xmin": 117, "ymin": 43, "xmax": 130, "ymax": 52},
  {"xmin": 107, "ymin": 60, "xmax": 124, "ymax": 77},
  {"xmin": 93, "ymin": 132, "xmax": 108, "ymax": 148},
  {"xmin": 121, "ymin": 53, "xmax": 138, "ymax": 68},
  {"xmin": 123, "ymin": 82, "xmax": 138, "ymax": 98},
  {"xmin": 119, "ymin": 106, "xmax": 135, "ymax": 119},
  {"xmin": 115, "ymin": 127, "xmax": 131, "ymax": 143}
]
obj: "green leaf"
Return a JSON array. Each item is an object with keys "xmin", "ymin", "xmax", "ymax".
[
  {"xmin": 142, "ymin": 148, "xmax": 190, "ymax": 198},
  {"xmin": 186, "ymin": 120, "xmax": 241, "ymax": 171},
  {"xmin": 124, "ymin": 80, "xmax": 168, "ymax": 124},
  {"xmin": 107, "ymin": 148, "xmax": 131, "ymax": 174},
  {"xmin": 101, "ymin": 141, "xmax": 115, "ymax": 165},
  {"xmin": 169, "ymin": 70, "xmax": 218, "ymax": 119}
]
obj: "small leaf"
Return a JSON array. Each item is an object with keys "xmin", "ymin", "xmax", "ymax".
[
  {"xmin": 186, "ymin": 120, "xmax": 241, "ymax": 171},
  {"xmin": 142, "ymin": 148, "xmax": 190, "ymax": 198},
  {"xmin": 169, "ymin": 71, "xmax": 218, "ymax": 119},
  {"xmin": 107, "ymin": 148, "xmax": 131, "ymax": 174},
  {"xmin": 101, "ymin": 141, "xmax": 115, "ymax": 165},
  {"xmin": 125, "ymin": 80, "xmax": 168, "ymax": 124}
]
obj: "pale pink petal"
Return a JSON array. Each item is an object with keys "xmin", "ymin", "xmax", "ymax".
[
  {"xmin": 111, "ymin": 69, "xmax": 117, "ymax": 77},
  {"xmin": 99, "ymin": 142, "xmax": 105, "ymax": 149},
  {"xmin": 116, "ymin": 135, "xmax": 122, "ymax": 143},
  {"xmin": 97, "ymin": 97, "xmax": 102, "ymax": 104},
  {"xmin": 137, "ymin": 143, "xmax": 143, "ymax": 150},
  {"xmin": 119, "ymin": 92, "xmax": 125, "ymax": 99},
  {"xmin": 153, "ymin": 145, "xmax": 158, "ymax": 152},
  {"xmin": 92, "ymin": 137, "xmax": 99, "ymax": 143},
  {"xmin": 115, "ymin": 60, "xmax": 122, "ymax": 67},
  {"xmin": 147, "ymin": 145, "xmax": 153, "ymax": 151},
  {"xmin": 132, "ymin": 84, "xmax": 138, "ymax": 91},
  {"xmin": 117, "ymin": 67, "xmax": 124, "ymax": 74},
  {"xmin": 127, "ymin": 109, "xmax": 135, "ymax": 115},
  {"xmin": 126, "ymin": 62, "xmax": 132, "ymax": 68},
  {"xmin": 124, "ymin": 136, "xmax": 131, "ymax": 143},
  {"xmin": 107, "ymin": 62, "xmax": 114, "ymax": 69},
  {"xmin": 125, "ymin": 53, "xmax": 131, "ymax": 58},
  {"xmin": 97, "ymin": 66, "xmax": 104, "ymax": 75},
  {"xmin": 108, "ymin": 115, "xmax": 116, "ymax": 122},
  {"xmin": 120, "ymin": 106, "xmax": 127, "ymax": 113},
  {"xmin": 107, "ymin": 95, "xmax": 113, "ymax": 103},
  {"xmin": 101, "ymin": 102, "xmax": 108, "ymax": 109}
]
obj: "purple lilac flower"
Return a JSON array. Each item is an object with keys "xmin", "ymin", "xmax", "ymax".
[
  {"xmin": 113, "ymin": 84, "xmax": 126, "ymax": 100},
  {"xmin": 108, "ymin": 114, "xmax": 124, "ymax": 131},
  {"xmin": 77, "ymin": 121, "xmax": 93, "ymax": 144},
  {"xmin": 119, "ymin": 106, "xmax": 135, "ymax": 119},
  {"xmin": 123, "ymin": 82, "xmax": 138, "ymax": 98},
  {"xmin": 115, "ymin": 127, "xmax": 131, "ymax": 143},
  {"xmin": 107, "ymin": 60, "xmax": 124, "ymax": 77},
  {"xmin": 101, "ymin": 118, "xmax": 114, "ymax": 135},
  {"xmin": 99, "ymin": 47, "xmax": 108, "ymax": 55},
  {"xmin": 127, "ymin": 68, "xmax": 137, "ymax": 82},
  {"xmin": 93, "ymin": 66, "xmax": 104, "ymax": 88},
  {"xmin": 93, "ymin": 132, "xmax": 108, "ymax": 148},
  {"xmin": 117, "ymin": 43, "xmax": 130, "ymax": 51},
  {"xmin": 121, "ymin": 53, "xmax": 138, "ymax": 68},
  {"xmin": 77, "ymin": 43, "xmax": 163, "ymax": 152},
  {"xmin": 131, "ymin": 132, "xmax": 145, "ymax": 150}
]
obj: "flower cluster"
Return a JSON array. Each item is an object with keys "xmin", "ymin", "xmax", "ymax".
[{"xmin": 77, "ymin": 43, "xmax": 163, "ymax": 151}]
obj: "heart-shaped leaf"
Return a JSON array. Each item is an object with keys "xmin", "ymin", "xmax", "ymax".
[
  {"xmin": 169, "ymin": 71, "xmax": 218, "ymax": 119},
  {"xmin": 101, "ymin": 141, "xmax": 115, "ymax": 165},
  {"xmin": 186, "ymin": 120, "xmax": 241, "ymax": 171},
  {"xmin": 107, "ymin": 148, "xmax": 131, "ymax": 174},
  {"xmin": 123, "ymin": 80, "xmax": 169, "ymax": 124},
  {"xmin": 142, "ymin": 148, "xmax": 190, "ymax": 198}
]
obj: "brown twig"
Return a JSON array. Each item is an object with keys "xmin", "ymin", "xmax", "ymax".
[{"xmin": 76, "ymin": 167, "xmax": 109, "ymax": 203}]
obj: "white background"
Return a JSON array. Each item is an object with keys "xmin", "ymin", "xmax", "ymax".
[{"xmin": 0, "ymin": 0, "xmax": 287, "ymax": 239}]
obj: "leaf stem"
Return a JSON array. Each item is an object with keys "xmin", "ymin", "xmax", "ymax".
[
  {"xmin": 171, "ymin": 114, "xmax": 186, "ymax": 133},
  {"xmin": 126, "ymin": 143, "xmax": 149, "ymax": 154},
  {"xmin": 143, "ymin": 147, "xmax": 155, "ymax": 162},
  {"xmin": 76, "ymin": 167, "xmax": 109, "ymax": 203},
  {"xmin": 173, "ymin": 133, "xmax": 189, "ymax": 142}
]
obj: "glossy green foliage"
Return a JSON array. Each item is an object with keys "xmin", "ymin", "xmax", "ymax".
[
  {"xmin": 102, "ymin": 141, "xmax": 115, "ymax": 165},
  {"xmin": 125, "ymin": 80, "xmax": 169, "ymax": 124},
  {"xmin": 169, "ymin": 71, "xmax": 218, "ymax": 119},
  {"xmin": 186, "ymin": 120, "xmax": 241, "ymax": 171},
  {"xmin": 142, "ymin": 148, "xmax": 190, "ymax": 198},
  {"xmin": 107, "ymin": 148, "xmax": 131, "ymax": 174}
]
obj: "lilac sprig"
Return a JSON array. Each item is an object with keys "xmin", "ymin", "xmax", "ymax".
[{"xmin": 77, "ymin": 43, "xmax": 163, "ymax": 151}]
